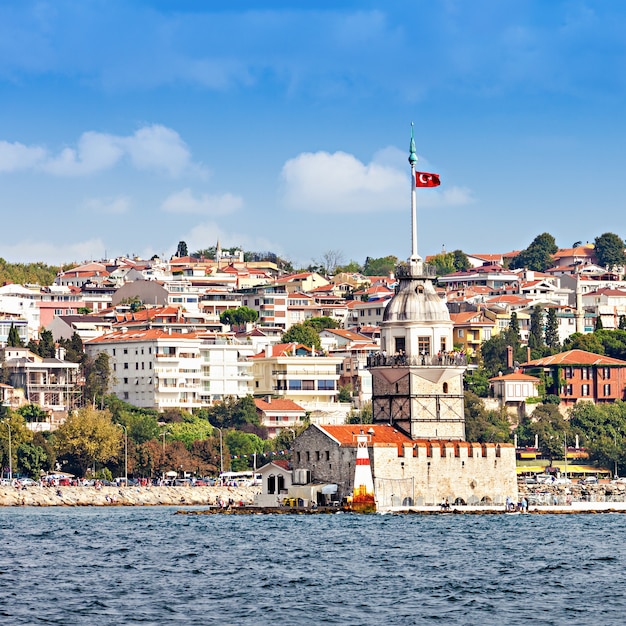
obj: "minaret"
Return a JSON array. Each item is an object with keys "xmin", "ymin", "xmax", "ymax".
[{"xmin": 368, "ymin": 126, "xmax": 467, "ymax": 440}]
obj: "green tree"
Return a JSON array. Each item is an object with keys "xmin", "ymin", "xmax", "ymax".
[
  {"xmin": 203, "ymin": 395, "xmax": 260, "ymax": 431},
  {"xmin": 528, "ymin": 404, "xmax": 570, "ymax": 461},
  {"xmin": 428, "ymin": 252, "xmax": 456, "ymax": 276},
  {"xmin": 464, "ymin": 392, "xmax": 512, "ymax": 443},
  {"xmin": 464, "ymin": 368, "xmax": 490, "ymax": 397},
  {"xmin": 58, "ymin": 332, "xmax": 84, "ymax": 363},
  {"xmin": 224, "ymin": 430, "xmax": 265, "ymax": 471},
  {"xmin": 82, "ymin": 352, "xmax": 111, "ymax": 406},
  {"xmin": 363, "ymin": 255, "xmax": 398, "ymax": 276},
  {"xmin": 53, "ymin": 407, "xmax": 122, "ymax": 477},
  {"xmin": 338, "ymin": 384, "xmax": 353, "ymax": 402},
  {"xmin": 563, "ymin": 332, "xmax": 605, "ymax": 355},
  {"xmin": 510, "ymin": 232, "xmax": 558, "ymax": 272},
  {"xmin": 0, "ymin": 412, "xmax": 32, "ymax": 477},
  {"xmin": 335, "ymin": 260, "xmax": 363, "ymax": 274},
  {"xmin": 38, "ymin": 329, "xmax": 56, "ymax": 358},
  {"xmin": 594, "ymin": 232, "xmax": 626, "ymax": 270},
  {"xmin": 544, "ymin": 308, "xmax": 560, "ymax": 352},
  {"xmin": 305, "ymin": 316, "xmax": 340, "ymax": 331},
  {"xmin": 167, "ymin": 416, "xmax": 214, "ymax": 449},
  {"xmin": 17, "ymin": 441, "xmax": 48, "ymax": 479},
  {"xmin": 220, "ymin": 306, "xmax": 259, "ymax": 328},
  {"xmin": 7, "ymin": 323, "xmax": 22, "ymax": 347},
  {"xmin": 528, "ymin": 305, "xmax": 544, "ymax": 352},
  {"xmin": 507, "ymin": 312, "xmax": 521, "ymax": 348},
  {"xmin": 176, "ymin": 241, "xmax": 188, "ymax": 257},
  {"xmin": 569, "ymin": 401, "xmax": 626, "ymax": 475},
  {"xmin": 17, "ymin": 404, "xmax": 48, "ymax": 423},
  {"xmin": 345, "ymin": 402, "xmax": 373, "ymax": 425},
  {"xmin": 452, "ymin": 250, "xmax": 471, "ymax": 271},
  {"xmin": 281, "ymin": 323, "xmax": 321, "ymax": 350}
]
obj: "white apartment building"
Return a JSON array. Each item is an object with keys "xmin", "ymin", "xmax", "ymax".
[{"xmin": 86, "ymin": 329, "xmax": 252, "ymax": 410}]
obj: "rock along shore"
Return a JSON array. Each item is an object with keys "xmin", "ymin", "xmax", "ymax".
[{"xmin": 0, "ymin": 485, "xmax": 261, "ymax": 507}]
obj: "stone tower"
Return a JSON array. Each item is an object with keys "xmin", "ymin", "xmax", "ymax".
[{"xmin": 368, "ymin": 127, "xmax": 466, "ymax": 440}]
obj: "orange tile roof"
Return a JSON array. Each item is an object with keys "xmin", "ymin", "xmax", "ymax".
[
  {"xmin": 250, "ymin": 343, "xmax": 314, "ymax": 358},
  {"xmin": 317, "ymin": 424, "xmax": 412, "ymax": 446},
  {"xmin": 87, "ymin": 328, "xmax": 198, "ymax": 344},
  {"xmin": 489, "ymin": 373, "xmax": 541, "ymax": 382},
  {"xmin": 523, "ymin": 349, "xmax": 626, "ymax": 367},
  {"xmin": 254, "ymin": 398, "xmax": 305, "ymax": 412}
]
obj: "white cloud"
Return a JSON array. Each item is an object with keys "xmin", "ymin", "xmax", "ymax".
[
  {"xmin": 280, "ymin": 149, "xmax": 475, "ymax": 212},
  {"xmin": 0, "ymin": 141, "xmax": 46, "ymax": 171},
  {"xmin": 0, "ymin": 238, "xmax": 106, "ymax": 265},
  {"xmin": 178, "ymin": 221, "xmax": 279, "ymax": 258},
  {"xmin": 82, "ymin": 195, "xmax": 131, "ymax": 214},
  {"xmin": 0, "ymin": 124, "xmax": 204, "ymax": 177},
  {"xmin": 280, "ymin": 150, "xmax": 407, "ymax": 213},
  {"xmin": 160, "ymin": 188, "xmax": 242, "ymax": 215},
  {"xmin": 121, "ymin": 125, "xmax": 202, "ymax": 177}
]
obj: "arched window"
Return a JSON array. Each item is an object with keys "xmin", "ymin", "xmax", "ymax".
[
  {"xmin": 267, "ymin": 475, "xmax": 276, "ymax": 494},
  {"xmin": 277, "ymin": 475, "xmax": 285, "ymax": 493},
  {"xmin": 443, "ymin": 382, "xmax": 448, "ymax": 393}
]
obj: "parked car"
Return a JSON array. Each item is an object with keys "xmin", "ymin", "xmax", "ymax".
[{"xmin": 580, "ymin": 476, "xmax": 598, "ymax": 485}]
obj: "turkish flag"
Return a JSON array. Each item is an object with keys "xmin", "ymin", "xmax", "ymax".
[{"xmin": 415, "ymin": 172, "xmax": 441, "ymax": 187}]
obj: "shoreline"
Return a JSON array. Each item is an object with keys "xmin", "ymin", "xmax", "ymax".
[{"xmin": 0, "ymin": 485, "xmax": 261, "ymax": 507}]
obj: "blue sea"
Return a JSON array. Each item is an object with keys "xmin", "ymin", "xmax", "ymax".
[{"xmin": 1, "ymin": 507, "xmax": 625, "ymax": 625}]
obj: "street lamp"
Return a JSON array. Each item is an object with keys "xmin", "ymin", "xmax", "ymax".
[
  {"xmin": 161, "ymin": 429, "xmax": 169, "ymax": 481},
  {"xmin": 118, "ymin": 424, "xmax": 128, "ymax": 488},
  {"xmin": 1, "ymin": 421, "xmax": 12, "ymax": 481},
  {"xmin": 214, "ymin": 426, "xmax": 223, "ymax": 482}
]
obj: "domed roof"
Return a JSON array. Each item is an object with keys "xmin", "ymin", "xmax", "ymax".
[{"xmin": 383, "ymin": 278, "xmax": 450, "ymax": 323}]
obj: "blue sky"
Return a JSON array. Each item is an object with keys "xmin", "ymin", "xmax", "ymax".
[{"xmin": 2, "ymin": 0, "xmax": 626, "ymax": 267}]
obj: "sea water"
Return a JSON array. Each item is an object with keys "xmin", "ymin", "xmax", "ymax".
[{"xmin": 1, "ymin": 507, "xmax": 625, "ymax": 625}]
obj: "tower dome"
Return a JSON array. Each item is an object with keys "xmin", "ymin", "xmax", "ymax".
[{"xmin": 383, "ymin": 267, "xmax": 450, "ymax": 324}]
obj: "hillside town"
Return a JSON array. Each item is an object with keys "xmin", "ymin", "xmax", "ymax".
[{"xmin": 3, "ymin": 226, "xmax": 626, "ymax": 509}]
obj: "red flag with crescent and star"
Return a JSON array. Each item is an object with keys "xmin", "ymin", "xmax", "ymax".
[{"xmin": 415, "ymin": 172, "xmax": 441, "ymax": 188}]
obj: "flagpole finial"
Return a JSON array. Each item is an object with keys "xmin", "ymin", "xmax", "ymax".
[{"xmin": 408, "ymin": 122, "xmax": 418, "ymax": 166}]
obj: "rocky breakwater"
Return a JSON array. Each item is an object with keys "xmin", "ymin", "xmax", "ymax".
[
  {"xmin": 0, "ymin": 484, "xmax": 261, "ymax": 507},
  {"xmin": 519, "ymin": 480, "xmax": 626, "ymax": 504}
]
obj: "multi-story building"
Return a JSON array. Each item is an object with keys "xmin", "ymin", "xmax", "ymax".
[
  {"xmin": 85, "ymin": 328, "xmax": 252, "ymax": 410},
  {"xmin": 2, "ymin": 347, "xmax": 80, "ymax": 417},
  {"xmin": 239, "ymin": 285, "xmax": 289, "ymax": 330},
  {"xmin": 249, "ymin": 343, "xmax": 343, "ymax": 412},
  {"xmin": 521, "ymin": 349, "xmax": 626, "ymax": 408}
]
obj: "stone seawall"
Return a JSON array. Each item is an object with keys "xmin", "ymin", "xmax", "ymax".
[{"xmin": 0, "ymin": 485, "xmax": 261, "ymax": 507}]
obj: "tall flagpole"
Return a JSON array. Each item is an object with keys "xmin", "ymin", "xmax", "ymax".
[{"xmin": 408, "ymin": 123, "xmax": 419, "ymax": 263}]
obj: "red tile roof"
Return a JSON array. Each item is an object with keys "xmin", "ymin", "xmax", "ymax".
[
  {"xmin": 489, "ymin": 373, "xmax": 541, "ymax": 382},
  {"xmin": 523, "ymin": 349, "xmax": 626, "ymax": 367},
  {"xmin": 254, "ymin": 398, "xmax": 305, "ymax": 412},
  {"xmin": 317, "ymin": 424, "xmax": 412, "ymax": 446}
]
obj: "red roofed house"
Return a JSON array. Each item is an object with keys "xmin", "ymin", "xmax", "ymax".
[
  {"xmin": 254, "ymin": 397, "xmax": 307, "ymax": 438},
  {"xmin": 489, "ymin": 372, "xmax": 542, "ymax": 422},
  {"xmin": 520, "ymin": 349, "xmax": 626, "ymax": 407}
]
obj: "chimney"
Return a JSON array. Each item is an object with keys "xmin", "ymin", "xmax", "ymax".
[{"xmin": 266, "ymin": 395, "xmax": 271, "ymax": 404}]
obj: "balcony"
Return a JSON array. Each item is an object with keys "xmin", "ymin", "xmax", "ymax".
[{"xmin": 366, "ymin": 353, "xmax": 467, "ymax": 368}]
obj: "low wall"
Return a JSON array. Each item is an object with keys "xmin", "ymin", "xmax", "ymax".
[{"xmin": 0, "ymin": 485, "xmax": 261, "ymax": 507}]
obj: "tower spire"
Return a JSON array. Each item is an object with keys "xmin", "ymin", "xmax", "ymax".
[{"xmin": 409, "ymin": 123, "xmax": 420, "ymax": 263}]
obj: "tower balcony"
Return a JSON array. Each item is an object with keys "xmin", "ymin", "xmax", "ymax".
[{"xmin": 367, "ymin": 353, "xmax": 467, "ymax": 368}]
